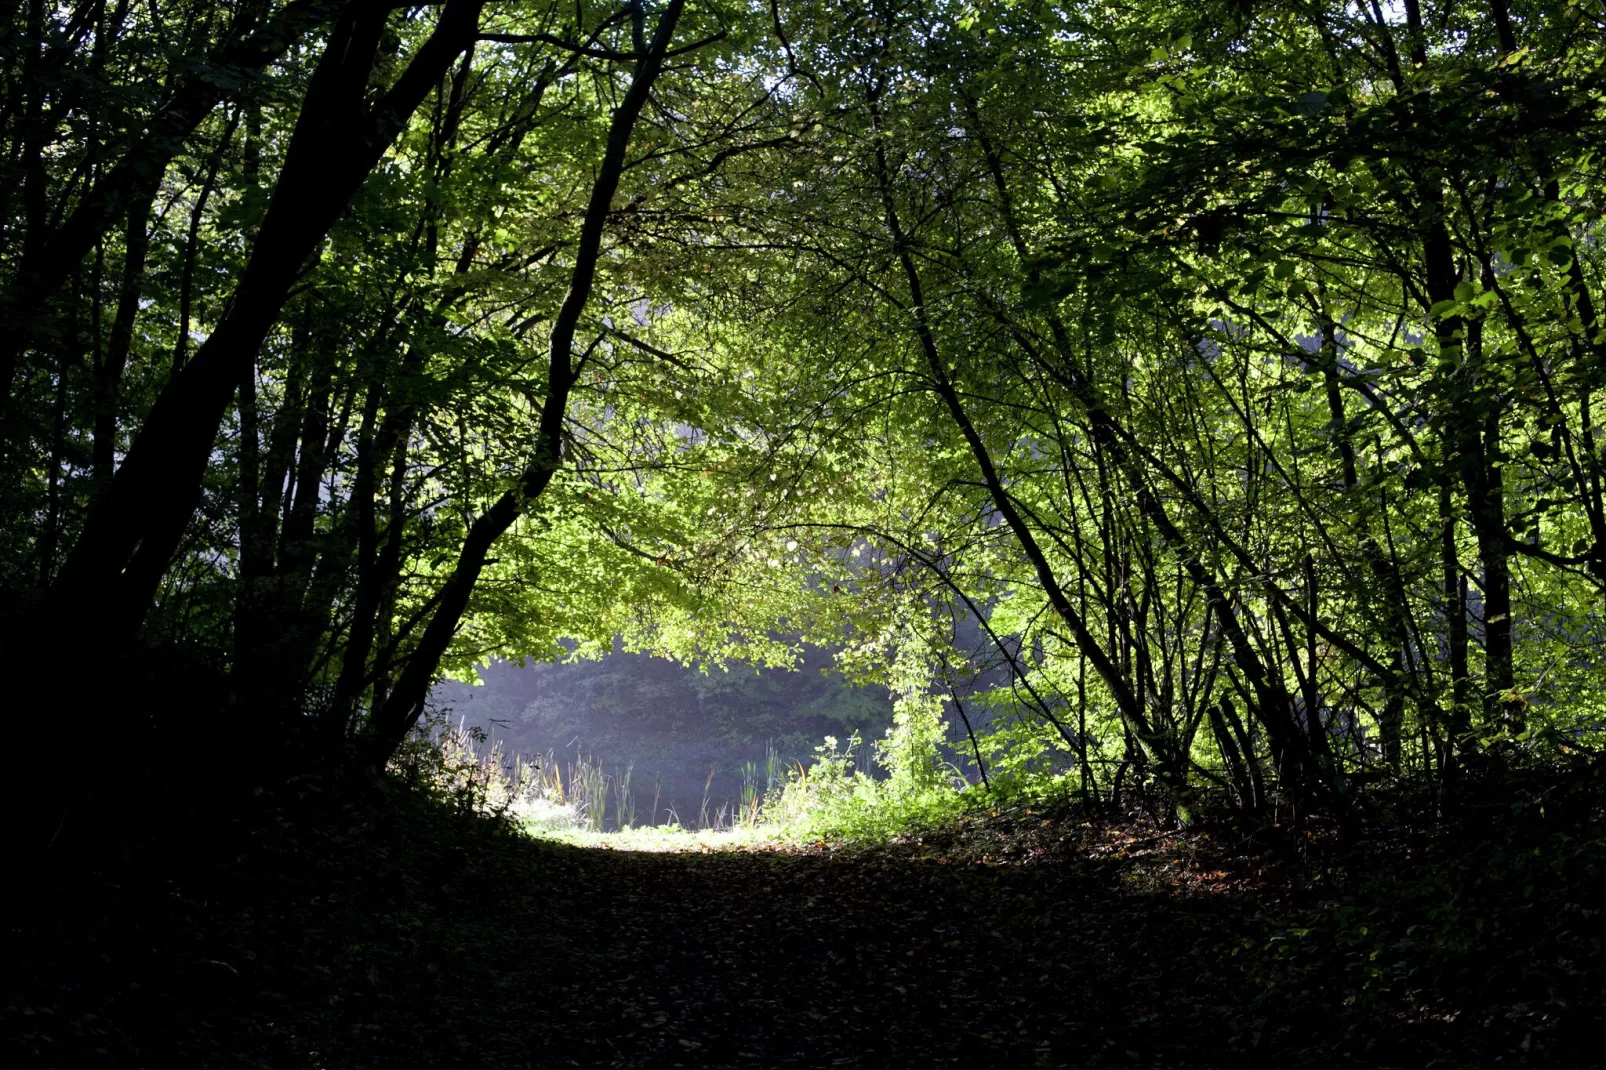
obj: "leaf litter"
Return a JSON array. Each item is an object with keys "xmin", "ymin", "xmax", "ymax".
[{"xmin": 9, "ymin": 783, "xmax": 1603, "ymax": 1068}]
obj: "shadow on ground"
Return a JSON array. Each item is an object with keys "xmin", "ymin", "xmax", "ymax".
[{"xmin": 9, "ymin": 783, "xmax": 1603, "ymax": 1068}]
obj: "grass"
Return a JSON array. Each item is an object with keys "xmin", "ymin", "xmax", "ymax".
[
  {"xmin": 522, "ymin": 820, "xmax": 782, "ymax": 851},
  {"xmin": 409, "ymin": 712, "xmax": 855, "ymax": 841}
]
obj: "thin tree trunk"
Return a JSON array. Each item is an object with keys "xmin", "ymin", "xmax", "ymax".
[
  {"xmin": 961, "ymin": 95, "xmax": 1337, "ymax": 810},
  {"xmin": 1315, "ymin": 296, "xmax": 1410, "ymax": 768},
  {"xmin": 1440, "ymin": 474, "xmax": 1473, "ymax": 747},
  {"xmin": 864, "ymin": 96, "xmax": 1191, "ymax": 801},
  {"xmin": 365, "ymin": 0, "xmax": 688, "ymax": 763},
  {"xmin": 172, "ymin": 110, "xmax": 241, "ymax": 373},
  {"xmin": 92, "ymin": 183, "xmax": 157, "ymax": 491},
  {"xmin": 1461, "ymin": 316, "xmax": 1519, "ymax": 731}
]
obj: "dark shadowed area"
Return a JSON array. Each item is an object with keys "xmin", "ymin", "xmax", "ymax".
[{"xmin": 11, "ymin": 769, "xmax": 1603, "ymax": 1068}]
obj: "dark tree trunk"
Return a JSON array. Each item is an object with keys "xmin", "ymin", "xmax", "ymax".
[
  {"xmin": 1460, "ymin": 317, "xmax": 1519, "ymax": 732},
  {"xmin": 92, "ymin": 184, "xmax": 157, "ymax": 491},
  {"xmin": 1315, "ymin": 300, "xmax": 1410, "ymax": 768},
  {"xmin": 0, "ymin": 0, "xmax": 340, "ymax": 419},
  {"xmin": 45, "ymin": 0, "xmax": 486, "ymax": 654}
]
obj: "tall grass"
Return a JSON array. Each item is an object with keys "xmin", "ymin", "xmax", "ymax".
[
  {"xmin": 614, "ymin": 763, "xmax": 636, "ymax": 830},
  {"xmin": 398, "ymin": 714, "xmax": 908, "ymax": 840},
  {"xmin": 738, "ymin": 743, "xmax": 786, "ymax": 828}
]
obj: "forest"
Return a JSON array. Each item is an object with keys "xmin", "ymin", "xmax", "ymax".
[{"xmin": 4, "ymin": 0, "xmax": 1605, "ymax": 1065}]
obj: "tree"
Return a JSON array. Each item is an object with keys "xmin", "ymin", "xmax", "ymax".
[
  {"xmin": 619, "ymin": 0, "xmax": 1606, "ymax": 814},
  {"xmin": 4, "ymin": 0, "xmax": 1603, "ymax": 846}
]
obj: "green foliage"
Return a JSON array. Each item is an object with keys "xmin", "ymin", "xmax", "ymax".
[
  {"xmin": 10, "ymin": 3, "xmax": 1606, "ymax": 1063},
  {"xmin": 388, "ymin": 711, "xmax": 546, "ymax": 818},
  {"xmin": 760, "ymin": 728, "xmax": 971, "ymax": 843}
]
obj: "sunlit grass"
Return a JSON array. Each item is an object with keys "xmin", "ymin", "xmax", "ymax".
[
  {"xmin": 401, "ymin": 710, "xmax": 984, "ymax": 850},
  {"xmin": 521, "ymin": 820, "xmax": 784, "ymax": 852}
]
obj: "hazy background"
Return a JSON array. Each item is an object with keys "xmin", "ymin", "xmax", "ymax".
[{"xmin": 430, "ymin": 645, "xmax": 900, "ymax": 826}]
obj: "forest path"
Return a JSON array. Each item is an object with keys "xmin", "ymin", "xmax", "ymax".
[
  {"xmin": 493, "ymin": 826, "xmax": 1262, "ymax": 1070},
  {"xmin": 16, "ymin": 799, "xmax": 1594, "ymax": 1069}
]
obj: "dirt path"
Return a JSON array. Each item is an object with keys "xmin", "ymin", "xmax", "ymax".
[
  {"xmin": 494, "ymin": 840, "xmax": 1257, "ymax": 1069},
  {"xmin": 12, "ymin": 801, "xmax": 1599, "ymax": 1068},
  {"xmin": 277, "ymin": 817, "xmax": 1435, "ymax": 1069}
]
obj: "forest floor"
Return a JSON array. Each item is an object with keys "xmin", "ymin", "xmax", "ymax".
[{"xmin": 9, "ymin": 772, "xmax": 1606, "ymax": 1069}]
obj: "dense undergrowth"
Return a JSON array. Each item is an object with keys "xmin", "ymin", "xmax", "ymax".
[{"xmin": 10, "ymin": 742, "xmax": 1603, "ymax": 1068}]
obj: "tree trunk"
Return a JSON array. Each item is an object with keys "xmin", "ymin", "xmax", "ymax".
[
  {"xmin": 92, "ymin": 184, "xmax": 158, "ymax": 491},
  {"xmin": 1440, "ymin": 475, "xmax": 1473, "ymax": 748},
  {"xmin": 960, "ymin": 96, "xmax": 1339, "ymax": 811},
  {"xmin": 0, "ymin": 0, "xmax": 340, "ymax": 420},
  {"xmin": 865, "ymin": 98, "xmax": 1192, "ymax": 801},
  {"xmin": 364, "ymin": 0, "xmax": 688, "ymax": 764},
  {"xmin": 44, "ymin": 0, "xmax": 486, "ymax": 653},
  {"xmin": 1315, "ymin": 299, "xmax": 1410, "ymax": 768}
]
